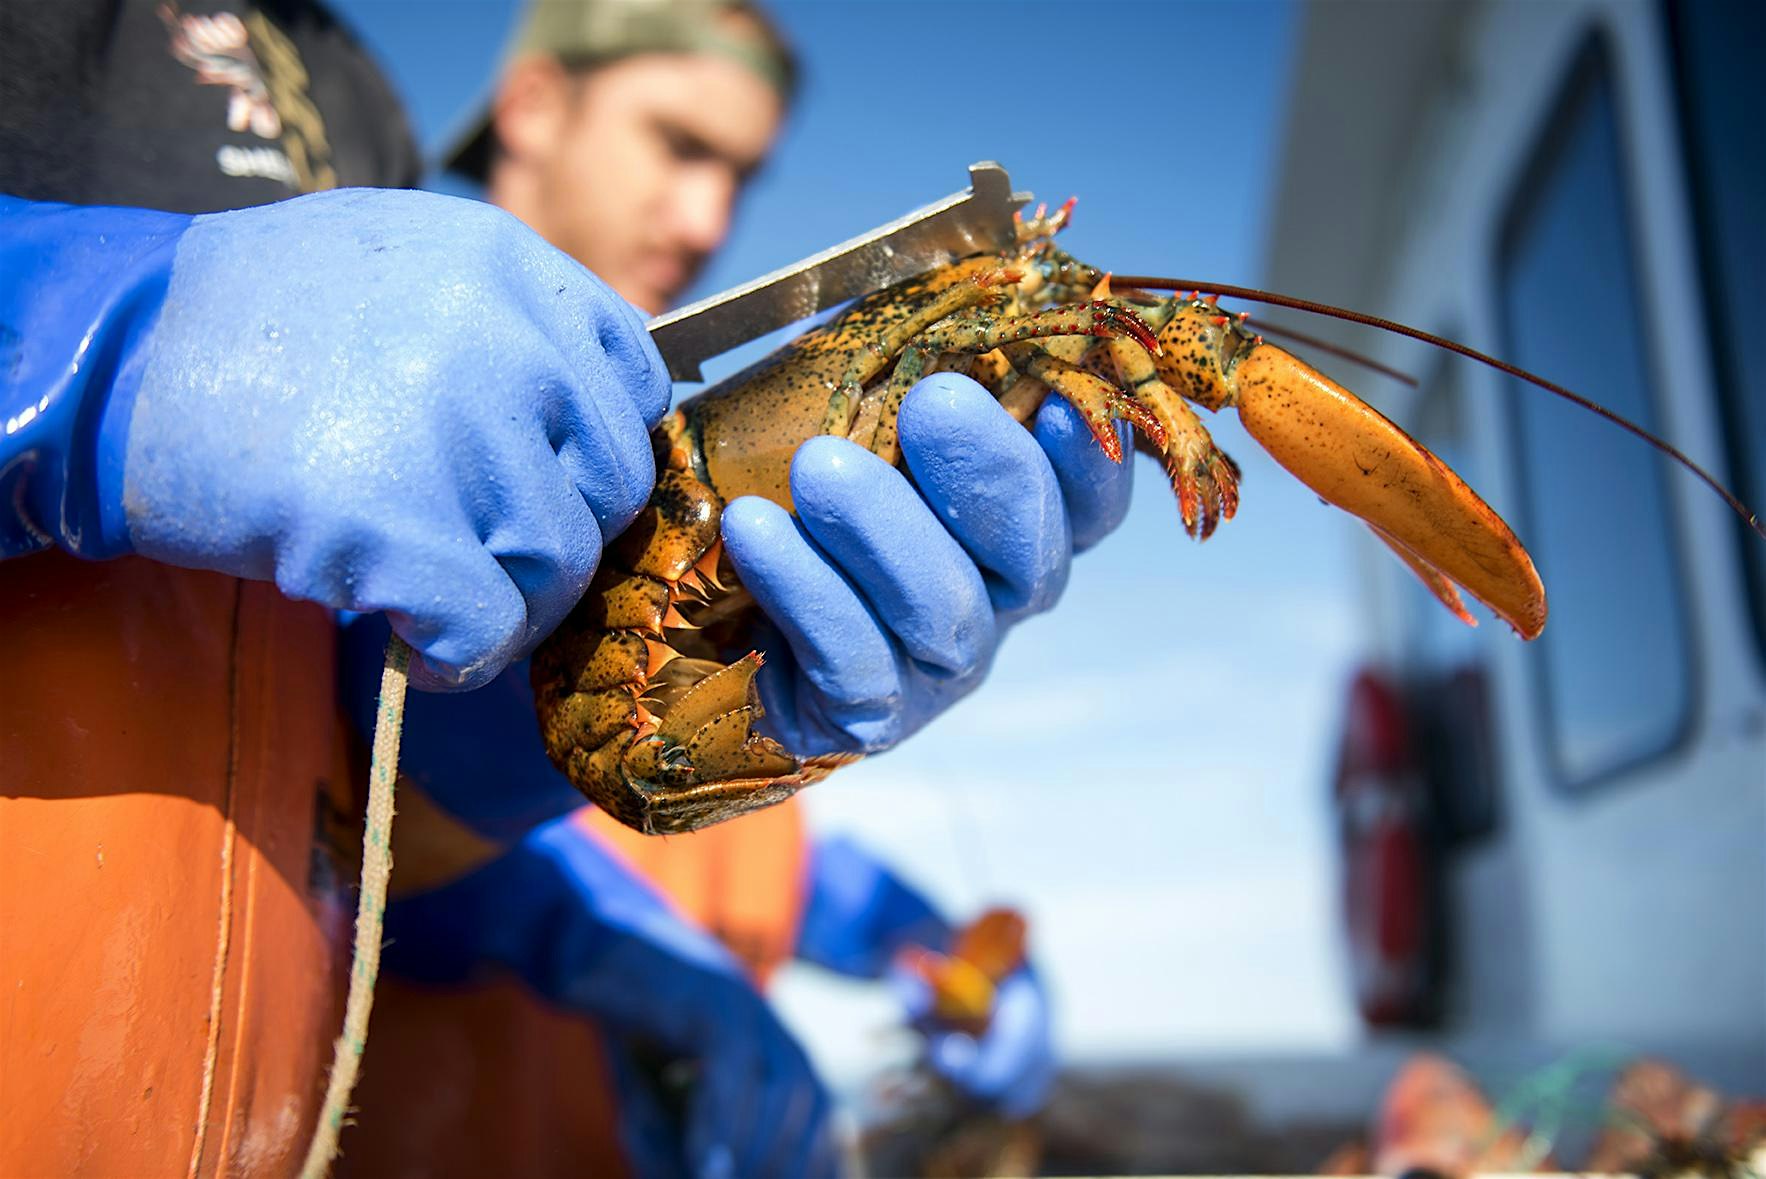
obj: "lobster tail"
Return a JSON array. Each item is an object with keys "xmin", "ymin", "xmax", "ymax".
[{"xmin": 533, "ymin": 467, "xmax": 856, "ymax": 834}]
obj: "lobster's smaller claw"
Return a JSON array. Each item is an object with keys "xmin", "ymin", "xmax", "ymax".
[{"xmin": 1089, "ymin": 302, "xmax": 1162, "ymax": 357}]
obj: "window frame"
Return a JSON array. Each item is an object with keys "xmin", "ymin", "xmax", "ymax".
[{"xmin": 1658, "ymin": 0, "xmax": 1766, "ymax": 671}]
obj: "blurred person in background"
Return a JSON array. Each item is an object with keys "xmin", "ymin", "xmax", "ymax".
[
  {"xmin": 0, "ymin": 0, "xmax": 1111, "ymax": 1172},
  {"xmin": 335, "ymin": 2, "xmax": 1078, "ymax": 1175}
]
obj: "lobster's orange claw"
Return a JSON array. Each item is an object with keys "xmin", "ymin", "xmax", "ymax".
[
  {"xmin": 1366, "ymin": 522, "xmax": 1478, "ymax": 629},
  {"xmin": 1232, "ymin": 344, "xmax": 1546, "ymax": 639}
]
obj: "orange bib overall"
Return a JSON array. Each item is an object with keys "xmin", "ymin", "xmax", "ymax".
[{"xmin": 1, "ymin": 554, "xmax": 355, "ymax": 1176}]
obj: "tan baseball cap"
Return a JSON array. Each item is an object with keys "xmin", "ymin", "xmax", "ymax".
[{"xmin": 437, "ymin": 0, "xmax": 796, "ymax": 181}]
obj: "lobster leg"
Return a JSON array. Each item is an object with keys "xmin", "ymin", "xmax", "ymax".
[
  {"xmin": 962, "ymin": 349, "xmax": 1049, "ymax": 425},
  {"xmin": 949, "ymin": 285, "xmax": 1244, "ymax": 539},
  {"xmin": 1002, "ymin": 344, "xmax": 1166, "ymax": 462},
  {"xmin": 824, "ymin": 270, "xmax": 1017, "ymax": 435},
  {"xmin": 911, "ymin": 301, "xmax": 1160, "ymax": 358},
  {"xmin": 1091, "ymin": 333, "xmax": 1242, "ymax": 539},
  {"xmin": 865, "ymin": 347, "xmax": 928, "ymax": 464},
  {"xmin": 859, "ymin": 302, "xmax": 1162, "ymax": 465}
]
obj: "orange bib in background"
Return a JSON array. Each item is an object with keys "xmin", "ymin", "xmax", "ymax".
[{"xmin": 0, "ymin": 552, "xmax": 354, "ymax": 1177}]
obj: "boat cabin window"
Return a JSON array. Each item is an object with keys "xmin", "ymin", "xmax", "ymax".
[{"xmin": 1497, "ymin": 36, "xmax": 1693, "ymax": 791}]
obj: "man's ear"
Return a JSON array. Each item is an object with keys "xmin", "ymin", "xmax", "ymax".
[{"xmin": 490, "ymin": 54, "xmax": 575, "ymax": 166}]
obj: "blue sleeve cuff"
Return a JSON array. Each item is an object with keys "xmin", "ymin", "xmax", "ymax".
[
  {"xmin": 0, "ymin": 196, "xmax": 191, "ymax": 559},
  {"xmin": 338, "ymin": 610, "xmax": 586, "ymax": 843},
  {"xmin": 795, "ymin": 835, "xmax": 950, "ymax": 978}
]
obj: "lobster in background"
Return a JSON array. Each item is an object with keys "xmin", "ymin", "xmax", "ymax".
[
  {"xmin": 864, "ymin": 909, "xmax": 1044, "ymax": 1179},
  {"xmin": 898, "ymin": 908, "xmax": 1032, "ymax": 1039},
  {"xmin": 531, "ymin": 198, "xmax": 1759, "ymax": 836}
]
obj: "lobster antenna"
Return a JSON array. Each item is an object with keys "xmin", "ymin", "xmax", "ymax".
[
  {"xmin": 1114, "ymin": 277, "xmax": 1416, "ymax": 386},
  {"xmin": 1240, "ymin": 317, "xmax": 1418, "ymax": 387},
  {"xmin": 1113, "ymin": 275, "xmax": 1766, "ymax": 540}
]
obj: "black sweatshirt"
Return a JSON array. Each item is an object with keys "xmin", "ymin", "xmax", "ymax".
[{"xmin": 0, "ymin": 0, "xmax": 420, "ymax": 212}]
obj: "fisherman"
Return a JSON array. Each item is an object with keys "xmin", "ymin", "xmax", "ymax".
[{"xmin": 0, "ymin": 0, "xmax": 1120, "ymax": 1172}]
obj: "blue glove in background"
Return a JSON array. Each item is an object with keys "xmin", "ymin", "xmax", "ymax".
[
  {"xmin": 796, "ymin": 835, "xmax": 950, "ymax": 978},
  {"xmin": 895, "ymin": 964, "xmax": 1056, "ymax": 1121},
  {"xmin": 385, "ymin": 814, "xmax": 838, "ymax": 1179},
  {"xmin": 721, "ymin": 373, "xmax": 1132, "ymax": 755},
  {"xmin": 1, "ymin": 191, "xmax": 670, "ymax": 691}
]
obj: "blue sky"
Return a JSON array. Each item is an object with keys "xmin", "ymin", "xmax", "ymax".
[{"xmin": 332, "ymin": 0, "xmax": 1373, "ymax": 1082}]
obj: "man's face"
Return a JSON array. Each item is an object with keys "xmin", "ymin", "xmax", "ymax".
[{"xmin": 516, "ymin": 52, "xmax": 782, "ymax": 314}]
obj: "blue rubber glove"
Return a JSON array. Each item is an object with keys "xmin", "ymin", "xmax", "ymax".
[
  {"xmin": 0, "ymin": 191, "xmax": 669, "ymax": 691},
  {"xmin": 384, "ymin": 814, "xmax": 838, "ymax": 1179},
  {"xmin": 894, "ymin": 964, "xmax": 1056, "ymax": 1120},
  {"xmin": 720, "ymin": 373, "xmax": 1132, "ymax": 754}
]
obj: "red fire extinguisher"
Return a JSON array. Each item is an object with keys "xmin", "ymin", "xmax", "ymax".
[{"xmin": 1332, "ymin": 667, "xmax": 1447, "ymax": 1028}]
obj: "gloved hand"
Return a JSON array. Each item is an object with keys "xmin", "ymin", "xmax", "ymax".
[
  {"xmin": 720, "ymin": 373, "xmax": 1132, "ymax": 754},
  {"xmin": 796, "ymin": 836, "xmax": 1055, "ymax": 1119},
  {"xmin": 0, "ymin": 191, "xmax": 669, "ymax": 690},
  {"xmin": 895, "ymin": 963, "xmax": 1055, "ymax": 1120},
  {"xmin": 384, "ymin": 813, "xmax": 838, "ymax": 1179}
]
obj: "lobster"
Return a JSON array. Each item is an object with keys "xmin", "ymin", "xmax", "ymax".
[{"xmin": 530, "ymin": 198, "xmax": 1755, "ymax": 836}]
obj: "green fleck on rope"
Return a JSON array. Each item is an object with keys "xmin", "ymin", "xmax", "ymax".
[{"xmin": 299, "ymin": 635, "xmax": 410, "ymax": 1179}]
